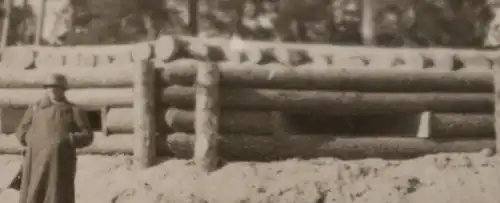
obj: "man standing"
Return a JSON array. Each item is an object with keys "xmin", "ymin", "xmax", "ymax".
[{"xmin": 15, "ymin": 73, "xmax": 93, "ymax": 203}]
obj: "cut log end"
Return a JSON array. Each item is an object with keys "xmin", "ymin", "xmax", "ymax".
[
  {"xmin": 417, "ymin": 111, "xmax": 431, "ymax": 138},
  {"xmin": 131, "ymin": 43, "xmax": 152, "ymax": 62}
]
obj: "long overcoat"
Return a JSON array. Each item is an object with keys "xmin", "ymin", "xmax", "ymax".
[{"xmin": 15, "ymin": 96, "xmax": 93, "ymax": 203}]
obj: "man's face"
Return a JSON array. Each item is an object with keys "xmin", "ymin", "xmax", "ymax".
[{"xmin": 44, "ymin": 86, "xmax": 66, "ymax": 101}]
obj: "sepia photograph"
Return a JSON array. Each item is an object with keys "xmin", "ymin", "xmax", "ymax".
[{"xmin": 0, "ymin": 0, "xmax": 500, "ymax": 202}]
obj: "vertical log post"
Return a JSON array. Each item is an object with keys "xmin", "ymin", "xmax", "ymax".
[
  {"xmin": 100, "ymin": 106, "xmax": 110, "ymax": 136},
  {"xmin": 0, "ymin": 0, "xmax": 12, "ymax": 134},
  {"xmin": 1, "ymin": 0, "xmax": 12, "ymax": 48},
  {"xmin": 35, "ymin": 0, "xmax": 48, "ymax": 45},
  {"xmin": 194, "ymin": 62, "xmax": 220, "ymax": 172},
  {"xmin": 133, "ymin": 60, "xmax": 157, "ymax": 169},
  {"xmin": 360, "ymin": 0, "xmax": 375, "ymax": 45},
  {"xmin": 494, "ymin": 59, "xmax": 500, "ymax": 154},
  {"xmin": 188, "ymin": 0, "xmax": 199, "ymax": 36}
]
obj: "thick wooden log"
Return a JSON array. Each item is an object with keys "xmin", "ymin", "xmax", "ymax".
[
  {"xmin": 361, "ymin": 0, "xmax": 375, "ymax": 45},
  {"xmin": 0, "ymin": 0, "xmax": 12, "ymax": 49},
  {"xmin": 161, "ymin": 60, "xmax": 493, "ymax": 92},
  {"xmin": 162, "ymin": 109, "xmax": 493, "ymax": 137},
  {"xmin": 0, "ymin": 67, "xmax": 133, "ymax": 88},
  {"xmin": 431, "ymin": 114, "xmax": 493, "ymax": 137},
  {"xmin": 133, "ymin": 61, "xmax": 157, "ymax": 169},
  {"xmin": 163, "ymin": 86, "xmax": 493, "ymax": 114},
  {"xmin": 79, "ymin": 54, "xmax": 97, "ymax": 67},
  {"xmin": 167, "ymin": 132, "xmax": 495, "ymax": 160},
  {"xmin": 95, "ymin": 54, "xmax": 113, "ymax": 66},
  {"xmin": 34, "ymin": 0, "xmax": 47, "ymax": 45},
  {"xmin": 130, "ymin": 43, "xmax": 152, "ymax": 62},
  {"xmin": 112, "ymin": 51, "xmax": 133, "ymax": 66},
  {"xmin": 1, "ymin": 132, "xmax": 494, "ymax": 160},
  {"xmin": 165, "ymin": 108, "xmax": 273, "ymax": 134},
  {"xmin": 225, "ymin": 36, "xmax": 245, "ymax": 64},
  {"xmin": 154, "ymin": 36, "xmax": 264, "ymax": 65},
  {"xmin": 0, "ymin": 133, "xmax": 136, "ymax": 155},
  {"xmin": 2, "ymin": 47, "xmax": 35, "ymax": 69},
  {"xmin": 0, "ymin": 88, "xmax": 132, "ymax": 109},
  {"xmin": 307, "ymin": 51, "xmax": 330, "ymax": 66},
  {"xmin": 457, "ymin": 54, "xmax": 492, "ymax": 70},
  {"xmin": 421, "ymin": 52, "xmax": 454, "ymax": 70},
  {"xmin": 105, "ymin": 108, "xmax": 274, "ymax": 134},
  {"xmin": 64, "ymin": 51, "xmax": 81, "ymax": 67},
  {"xmin": 107, "ymin": 108, "xmax": 495, "ymax": 137},
  {"xmin": 35, "ymin": 51, "xmax": 65, "ymax": 69},
  {"xmin": 174, "ymin": 35, "xmax": 500, "ymax": 60},
  {"xmin": 105, "ymin": 108, "xmax": 134, "ymax": 133},
  {"xmin": 155, "ymin": 36, "xmax": 179, "ymax": 61},
  {"xmin": 273, "ymin": 46, "xmax": 310, "ymax": 66},
  {"xmin": 194, "ymin": 62, "xmax": 220, "ymax": 172},
  {"xmin": 393, "ymin": 51, "xmax": 424, "ymax": 70},
  {"xmin": 494, "ymin": 58, "xmax": 500, "ymax": 152}
]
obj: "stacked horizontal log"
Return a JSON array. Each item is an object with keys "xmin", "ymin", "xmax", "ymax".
[
  {"xmin": 0, "ymin": 43, "xmax": 152, "ymax": 69},
  {"xmin": 0, "ymin": 65, "xmax": 138, "ymax": 134},
  {"xmin": 155, "ymin": 35, "xmax": 500, "ymax": 71},
  {"xmin": 1, "ymin": 36, "xmax": 500, "ymax": 161},
  {"xmin": 2, "ymin": 35, "xmax": 500, "ymax": 71},
  {"xmin": 160, "ymin": 59, "xmax": 496, "ymax": 161},
  {"xmin": 0, "ymin": 61, "xmax": 162, "ymax": 163}
]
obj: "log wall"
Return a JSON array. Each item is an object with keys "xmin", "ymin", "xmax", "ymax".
[
  {"xmin": 1, "ymin": 35, "xmax": 500, "ymax": 166},
  {"xmin": 2, "ymin": 35, "xmax": 500, "ymax": 71}
]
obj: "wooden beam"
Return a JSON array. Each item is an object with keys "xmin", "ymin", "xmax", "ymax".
[
  {"xmin": 494, "ymin": 58, "xmax": 500, "ymax": 153},
  {"xmin": 163, "ymin": 86, "xmax": 493, "ymax": 114},
  {"xmin": 1, "ymin": 0, "xmax": 12, "ymax": 48},
  {"xmin": 0, "ymin": 132, "xmax": 494, "ymax": 159},
  {"xmin": 167, "ymin": 132, "xmax": 495, "ymax": 160},
  {"xmin": 107, "ymin": 108, "xmax": 494, "ymax": 137},
  {"xmin": 133, "ymin": 60, "xmax": 157, "ymax": 169},
  {"xmin": 360, "ymin": 0, "xmax": 375, "ymax": 45},
  {"xmin": 161, "ymin": 60, "xmax": 493, "ymax": 92},
  {"xmin": 188, "ymin": 0, "xmax": 199, "ymax": 36},
  {"xmin": 0, "ymin": 67, "xmax": 134, "ymax": 88},
  {"xmin": 35, "ymin": 0, "xmax": 48, "ymax": 45},
  {"xmin": 194, "ymin": 62, "xmax": 221, "ymax": 172},
  {"xmin": 0, "ymin": 88, "xmax": 133, "ymax": 109}
]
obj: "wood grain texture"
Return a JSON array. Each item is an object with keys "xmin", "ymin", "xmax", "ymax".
[
  {"xmin": 163, "ymin": 86, "xmax": 493, "ymax": 114},
  {"xmin": 132, "ymin": 61, "xmax": 157, "ymax": 168},
  {"xmin": 161, "ymin": 60, "xmax": 492, "ymax": 92},
  {"xmin": 194, "ymin": 62, "xmax": 220, "ymax": 172},
  {"xmin": 0, "ymin": 67, "xmax": 134, "ymax": 88},
  {"xmin": 167, "ymin": 132, "xmax": 495, "ymax": 161},
  {"xmin": 493, "ymin": 58, "xmax": 500, "ymax": 151},
  {"xmin": 0, "ymin": 88, "xmax": 132, "ymax": 109}
]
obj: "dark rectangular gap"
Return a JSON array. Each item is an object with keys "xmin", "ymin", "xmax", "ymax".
[
  {"xmin": 86, "ymin": 110, "xmax": 102, "ymax": 131},
  {"xmin": 285, "ymin": 113, "xmax": 420, "ymax": 135}
]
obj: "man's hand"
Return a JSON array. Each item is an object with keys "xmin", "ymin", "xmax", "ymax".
[{"xmin": 68, "ymin": 131, "xmax": 93, "ymax": 148}]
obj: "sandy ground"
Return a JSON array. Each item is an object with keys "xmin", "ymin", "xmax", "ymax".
[{"xmin": 0, "ymin": 152, "xmax": 499, "ymax": 203}]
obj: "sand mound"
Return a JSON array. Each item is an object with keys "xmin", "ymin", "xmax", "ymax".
[{"xmin": 1, "ymin": 153, "xmax": 500, "ymax": 203}]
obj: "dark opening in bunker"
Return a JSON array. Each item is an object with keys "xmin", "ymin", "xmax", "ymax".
[{"xmin": 86, "ymin": 110, "xmax": 102, "ymax": 131}]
